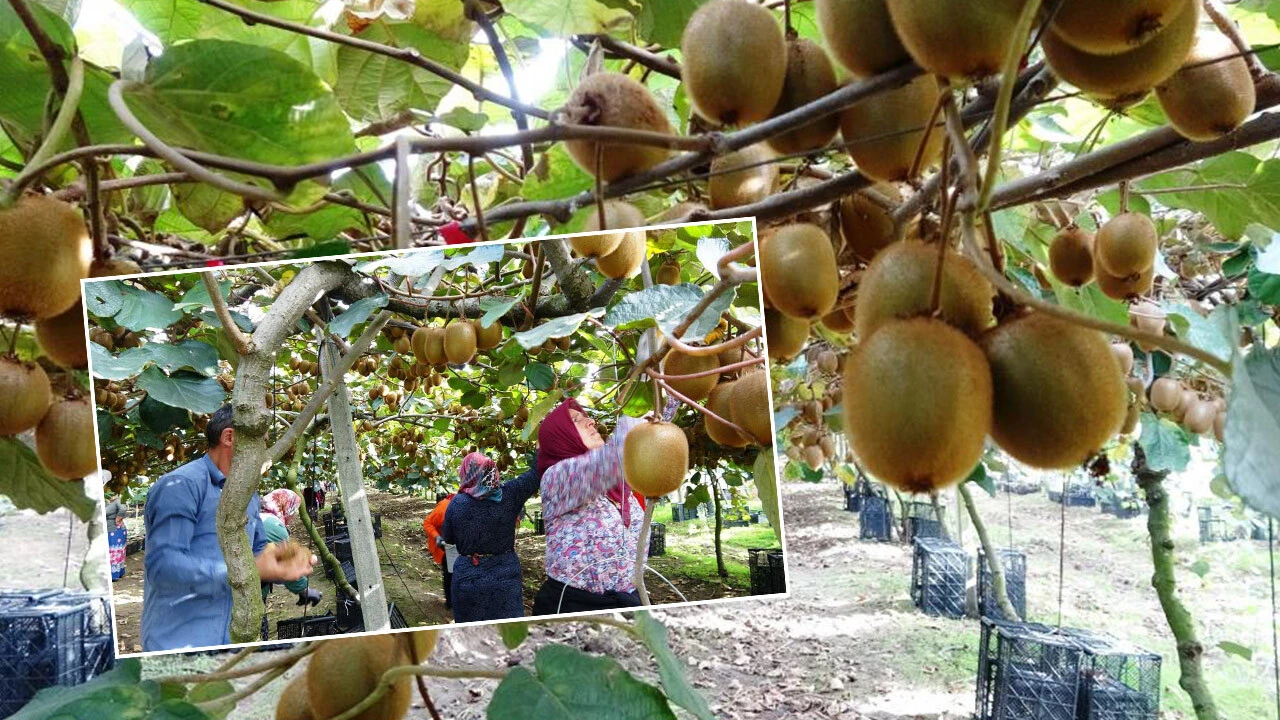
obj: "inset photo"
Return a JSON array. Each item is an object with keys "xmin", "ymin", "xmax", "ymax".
[{"xmin": 85, "ymin": 218, "xmax": 784, "ymax": 657}]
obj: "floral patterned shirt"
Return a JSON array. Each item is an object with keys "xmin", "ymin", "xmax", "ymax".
[{"xmin": 541, "ymin": 416, "xmax": 643, "ymax": 594}]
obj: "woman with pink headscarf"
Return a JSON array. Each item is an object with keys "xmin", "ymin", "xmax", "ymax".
[
  {"xmin": 441, "ymin": 452, "xmax": 543, "ymax": 622},
  {"xmin": 259, "ymin": 489, "xmax": 321, "ymax": 607},
  {"xmin": 531, "ymin": 398, "xmax": 645, "ymax": 615}
]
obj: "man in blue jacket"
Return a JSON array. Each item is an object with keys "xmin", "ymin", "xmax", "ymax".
[{"xmin": 140, "ymin": 404, "xmax": 316, "ymax": 651}]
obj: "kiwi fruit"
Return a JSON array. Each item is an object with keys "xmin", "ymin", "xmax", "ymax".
[
  {"xmin": 306, "ymin": 635, "xmax": 412, "ymax": 720},
  {"xmin": 759, "ymin": 224, "xmax": 839, "ymax": 319},
  {"xmin": 1048, "ymin": 226, "xmax": 1095, "ymax": 287},
  {"xmin": 393, "ymin": 336, "xmax": 411, "ymax": 355},
  {"xmin": 561, "ymin": 72, "xmax": 674, "ymax": 182},
  {"xmin": 708, "ymin": 144, "xmax": 779, "ymax": 210},
  {"xmin": 1111, "ymin": 343, "xmax": 1135, "ymax": 376},
  {"xmin": 1182, "ymin": 399, "xmax": 1215, "ymax": 435},
  {"xmin": 399, "ymin": 629, "xmax": 441, "ymax": 662},
  {"xmin": 0, "ymin": 357, "xmax": 52, "ymax": 436},
  {"xmin": 838, "ymin": 188, "xmax": 901, "ymax": 262},
  {"xmin": 662, "ymin": 349, "xmax": 720, "ymax": 401},
  {"xmin": 444, "ymin": 321, "xmax": 477, "ymax": 365},
  {"xmin": 767, "ymin": 38, "xmax": 840, "ymax": 155},
  {"xmin": 803, "ymin": 445, "xmax": 825, "ymax": 471},
  {"xmin": 624, "ymin": 420, "xmax": 689, "ymax": 496},
  {"xmin": 1096, "ymin": 212, "xmax": 1158, "ymax": 278},
  {"xmin": 275, "ymin": 676, "xmax": 314, "ymax": 720},
  {"xmin": 1095, "ymin": 261, "xmax": 1154, "ymax": 300},
  {"xmin": 1041, "ymin": 0, "xmax": 1198, "ymax": 98},
  {"xmin": 572, "ymin": 202, "xmax": 643, "ymax": 258},
  {"xmin": 822, "ymin": 307, "xmax": 856, "ymax": 333},
  {"xmin": 854, "ymin": 241, "xmax": 994, "ymax": 339},
  {"xmin": 656, "ymin": 260, "xmax": 682, "ymax": 285},
  {"xmin": 36, "ymin": 396, "xmax": 96, "ymax": 479},
  {"xmin": 843, "ymin": 317, "xmax": 992, "ymax": 492},
  {"xmin": 766, "ymin": 309, "xmax": 810, "ymax": 361},
  {"xmin": 816, "ymin": 0, "xmax": 910, "ymax": 77},
  {"xmin": 980, "ymin": 313, "xmax": 1127, "ymax": 468},
  {"xmin": 473, "ymin": 319, "xmax": 504, "ymax": 350},
  {"xmin": 839, "ymin": 75, "xmax": 943, "ymax": 182},
  {"xmin": 36, "ymin": 302, "xmax": 89, "ymax": 368},
  {"xmin": 90, "ymin": 257, "xmax": 142, "ymax": 277},
  {"xmin": 423, "ymin": 327, "xmax": 447, "ymax": 365},
  {"xmin": 886, "ymin": 0, "xmax": 1026, "ymax": 79},
  {"xmin": 1051, "ymin": 0, "xmax": 1191, "ymax": 56},
  {"xmin": 728, "ymin": 369, "xmax": 772, "ymax": 445},
  {"xmin": 1156, "ymin": 31, "xmax": 1256, "ymax": 142},
  {"xmin": 1149, "ymin": 376, "xmax": 1183, "ymax": 412},
  {"xmin": 704, "ymin": 381, "xmax": 751, "ymax": 447},
  {"xmin": 410, "ymin": 327, "xmax": 430, "ymax": 363},
  {"xmin": 681, "ymin": 0, "xmax": 787, "ymax": 125},
  {"xmin": 1129, "ymin": 300, "xmax": 1166, "ymax": 335},
  {"xmin": 593, "ymin": 231, "xmax": 646, "ymax": 279},
  {"xmin": 0, "ymin": 195, "xmax": 93, "ymax": 320}
]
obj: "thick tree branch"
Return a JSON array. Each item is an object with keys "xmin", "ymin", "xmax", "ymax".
[
  {"xmin": 541, "ymin": 238, "xmax": 596, "ymax": 312},
  {"xmin": 203, "ymin": 271, "xmax": 254, "ymax": 355}
]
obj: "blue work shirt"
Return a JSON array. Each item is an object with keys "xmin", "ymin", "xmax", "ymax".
[{"xmin": 140, "ymin": 454, "xmax": 267, "ymax": 651}]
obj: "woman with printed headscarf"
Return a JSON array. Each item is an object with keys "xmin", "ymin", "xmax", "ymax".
[
  {"xmin": 441, "ymin": 452, "xmax": 542, "ymax": 622},
  {"xmin": 259, "ymin": 488, "xmax": 321, "ymax": 607},
  {"xmin": 531, "ymin": 398, "xmax": 646, "ymax": 615}
]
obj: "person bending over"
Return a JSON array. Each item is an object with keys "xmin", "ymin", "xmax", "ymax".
[
  {"xmin": 140, "ymin": 404, "xmax": 316, "ymax": 651},
  {"xmin": 532, "ymin": 398, "xmax": 645, "ymax": 615},
  {"xmin": 441, "ymin": 453, "xmax": 541, "ymax": 622},
  {"xmin": 259, "ymin": 488, "xmax": 322, "ymax": 607}
]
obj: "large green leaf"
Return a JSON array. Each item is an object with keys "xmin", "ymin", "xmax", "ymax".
[
  {"xmin": 1138, "ymin": 413, "xmax": 1191, "ymax": 473},
  {"xmin": 503, "ymin": 0, "xmax": 631, "ymax": 35},
  {"xmin": 114, "ymin": 284, "xmax": 182, "ymax": 331},
  {"xmin": 138, "ymin": 395, "xmax": 191, "ymax": 435},
  {"xmin": 172, "ymin": 182, "xmax": 245, "ymax": 234},
  {"xmin": 1163, "ymin": 302, "xmax": 1232, "ymax": 364},
  {"xmin": 119, "ymin": 0, "xmax": 336, "ymax": 83},
  {"xmin": 513, "ymin": 310, "xmax": 603, "ymax": 349},
  {"xmin": 84, "ymin": 280, "xmax": 125, "ymax": 318},
  {"xmin": 9, "ymin": 660, "xmax": 145, "ymax": 720},
  {"xmin": 525, "ymin": 362, "xmax": 555, "ymax": 391},
  {"xmin": 603, "ymin": 283, "xmax": 735, "ymax": 341},
  {"xmin": 622, "ymin": 0, "xmax": 709, "ymax": 48},
  {"xmin": 265, "ymin": 166, "xmax": 386, "ymax": 241},
  {"xmin": 0, "ymin": 438, "xmax": 95, "ymax": 520},
  {"xmin": 633, "ymin": 612, "xmax": 715, "ymax": 720},
  {"xmin": 479, "ymin": 296, "xmax": 520, "ymax": 327},
  {"xmin": 135, "ymin": 366, "xmax": 226, "ymax": 414},
  {"xmin": 488, "ymin": 645, "xmax": 676, "ymax": 720},
  {"xmin": 1224, "ymin": 347, "xmax": 1280, "ymax": 519},
  {"xmin": 1139, "ymin": 153, "xmax": 1280, "ymax": 239},
  {"xmin": 90, "ymin": 342, "xmax": 148, "ymax": 381},
  {"xmin": 329, "ymin": 295, "xmax": 389, "ymax": 337},
  {"xmin": 498, "ymin": 622, "xmax": 529, "ymax": 650},
  {"xmin": 122, "ymin": 39, "xmax": 356, "ymax": 168},
  {"xmin": 753, "ymin": 447, "xmax": 780, "ymax": 539},
  {"xmin": 333, "ymin": 21, "xmax": 470, "ymax": 123},
  {"xmin": 0, "ymin": 2, "xmax": 132, "ymax": 151},
  {"xmin": 1248, "ymin": 265, "xmax": 1280, "ymax": 305},
  {"xmin": 137, "ymin": 340, "xmax": 221, "ymax": 377}
]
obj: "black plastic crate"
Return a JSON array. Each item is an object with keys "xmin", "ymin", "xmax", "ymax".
[
  {"xmin": 38, "ymin": 592, "xmax": 112, "ymax": 637},
  {"xmin": 670, "ymin": 505, "xmax": 698, "ymax": 523},
  {"xmin": 333, "ymin": 599, "xmax": 409, "ymax": 633},
  {"xmin": 751, "ymin": 510, "xmax": 764, "ymax": 524},
  {"xmin": 723, "ymin": 512, "xmax": 750, "ymax": 528},
  {"xmin": 748, "ymin": 547, "xmax": 786, "ymax": 595},
  {"xmin": 648, "ymin": 523, "xmax": 666, "ymax": 557},
  {"xmin": 326, "ymin": 534, "xmax": 353, "ymax": 562},
  {"xmin": 82, "ymin": 634, "xmax": 115, "ymax": 681},
  {"xmin": 1199, "ymin": 519, "xmax": 1227, "ymax": 543},
  {"xmin": 1047, "ymin": 490, "xmax": 1063, "ymax": 503},
  {"xmin": 324, "ymin": 557, "xmax": 358, "ymax": 586},
  {"xmin": 976, "ymin": 619, "xmax": 1161, "ymax": 720},
  {"xmin": 843, "ymin": 483, "xmax": 862, "ymax": 513},
  {"xmin": 978, "ymin": 548, "xmax": 1028, "ymax": 622},
  {"xmin": 906, "ymin": 516, "xmax": 945, "ymax": 543},
  {"xmin": 0, "ymin": 604, "xmax": 86, "ymax": 716},
  {"xmin": 389, "ymin": 602, "xmax": 407, "ymax": 629},
  {"xmin": 277, "ymin": 613, "xmax": 340, "ymax": 639},
  {"xmin": 533, "ymin": 510, "xmax": 545, "ymax": 536},
  {"xmin": 910, "ymin": 538, "xmax": 968, "ymax": 619},
  {"xmin": 0, "ymin": 589, "xmax": 64, "ymax": 604},
  {"xmin": 860, "ymin": 495, "xmax": 893, "ymax": 542}
]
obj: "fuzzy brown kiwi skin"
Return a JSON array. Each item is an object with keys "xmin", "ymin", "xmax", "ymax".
[
  {"xmin": 839, "ymin": 75, "xmax": 944, "ymax": 182},
  {"xmin": 705, "ymin": 381, "xmax": 751, "ymax": 447},
  {"xmin": 307, "ymin": 635, "xmax": 412, "ymax": 720},
  {"xmin": 662, "ymin": 350, "xmax": 720, "ymax": 401},
  {"xmin": 562, "ymin": 72, "xmax": 673, "ymax": 182},
  {"xmin": 854, "ymin": 241, "xmax": 994, "ymax": 340},
  {"xmin": 765, "ymin": 308, "xmax": 810, "ymax": 361},
  {"xmin": 36, "ymin": 301, "xmax": 90, "ymax": 369},
  {"xmin": 36, "ymin": 396, "xmax": 96, "ymax": 480},
  {"xmin": 816, "ymin": 0, "xmax": 910, "ymax": 78},
  {"xmin": 0, "ymin": 194, "xmax": 93, "ymax": 321},
  {"xmin": 728, "ymin": 369, "xmax": 773, "ymax": 446},
  {"xmin": 1050, "ymin": 0, "xmax": 1191, "ymax": 56},
  {"xmin": 708, "ymin": 145, "xmax": 778, "ymax": 210},
  {"xmin": 1041, "ymin": 0, "xmax": 1199, "ymax": 98},
  {"xmin": 681, "ymin": 0, "xmax": 787, "ymax": 125},
  {"xmin": 0, "ymin": 357, "xmax": 52, "ymax": 436},
  {"xmin": 595, "ymin": 232, "xmax": 647, "ymax": 279},
  {"xmin": 838, "ymin": 188, "xmax": 901, "ymax": 263},
  {"xmin": 759, "ymin": 224, "xmax": 839, "ymax": 320},
  {"xmin": 1095, "ymin": 212, "xmax": 1158, "ymax": 278},
  {"xmin": 578, "ymin": 201, "xmax": 646, "ymax": 259},
  {"xmin": 885, "ymin": 0, "xmax": 1026, "ymax": 79},
  {"xmin": 1156, "ymin": 31, "xmax": 1257, "ymax": 142},
  {"xmin": 1048, "ymin": 226, "xmax": 1096, "ymax": 287},
  {"xmin": 980, "ymin": 312, "xmax": 1127, "ymax": 469},
  {"xmin": 1094, "ymin": 260, "xmax": 1154, "ymax": 300},
  {"xmin": 767, "ymin": 38, "xmax": 840, "ymax": 155}
]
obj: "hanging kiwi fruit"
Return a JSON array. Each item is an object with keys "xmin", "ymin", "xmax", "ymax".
[
  {"xmin": 561, "ymin": 72, "xmax": 674, "ymax": 182},
  {"xmin": 766, "ymin": 37, "xmax": 840, "ymax": 155},
  {"xmin": 759, "ymin": 223, "xmax": 839, "ymax": 320},
  {"xmin": 1047, "ymin": 226, "xmax": 1096, "ymax": 287},
  {"xmin": 839, "ymin": 75, "xmax": 944, "ymax": 182},
  {"xmin": 681, "ymin": 0, "xmax": 787, "ymax": 125},
  {"xmin": 624, "ymin": 420, "xmax": 689, "ymax": 496},
  {"xmin": 815, "ymin": 0, "xmax": 909, "ymax": 78},
  {"xmin": 708, "ymin": 145, "xmax": 779, "ymax": 210},
  {"xmin": 662, "ymin": 349, "xmax": 719, "ymax": 401},
  {"xmin": 1050, "ymin": 0, "xmax": 1192, "ymax": 56},
  {"xmin": 1095, "ymin": 212, "xmax": 1158, "ymax": 279},
  {"xmin": 854, "ymin": 240, "xmax": 994, "ymax": 339},
  {"xmin": 885, "ymin": 0, "xmax": 1027, "ymax": 80},
  {"xmin": 1156, "ymin": 31, "xmax": 1256, "ymax": 142},
  {"xmin": 838, "ymin": 187, "xmax": 901, "ymax": 263},
  {"xmin": 0, "ymin": 194, "xmax": 93, "ymax": 321}
]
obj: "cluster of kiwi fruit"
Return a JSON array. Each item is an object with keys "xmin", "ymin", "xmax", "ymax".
[
  {"xmin": 288, "ymin": 356, "xmax": 324, "ymax": 377},
  {"xmin": 573, "ymin": 206, "xmax": 649, "ymax": 279},
  {"xmin": 1147, "ymin": 374, "xmax": 1226, "ymax": 440},
  {"xmin": 95, "ymin": 381, "xmax": 131, "ymax": 413},
  {"xmin": 1047, "ymin": 209, "xmax": 1160, "ymax": 300},
  {"xmin": 660, "ymin": 331, "xmax": 772, "ymax": 449},
  {"xmin": 528, "ymin": 335, "xmax": 572, "ymax": 356},
  {"xmin": 275, "ymin": 629, "xmax": 440, "ymax": 720}
]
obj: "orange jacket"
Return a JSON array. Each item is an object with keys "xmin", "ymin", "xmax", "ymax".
[{"xmin": 422, "ymin": 495, "xmax": 452, "ymax": 565}]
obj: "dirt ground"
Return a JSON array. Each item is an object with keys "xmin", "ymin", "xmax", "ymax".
[
  {"xmin": 112, "ymin": 490, "xmax": 772, "ymax": 653},
  {"xmin": 135, "ymin": 477, "xmax": 1275, "ymax": 719},
  {"xmin": 0, "ymin": 507, "xmax": 91, "ymax": 593}
]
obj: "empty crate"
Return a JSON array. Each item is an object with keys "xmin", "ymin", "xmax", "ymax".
[
  {"xmin": 860, "ymin": 496, "xmax": 893, "ymax": 542},
  {"xmin": 748, "ymin": 547, "xmax": 786, "ymax": 595},
  {"xmin": 977, "ymin": 548, "xmax": 1027, "ymax": 622},
  {"xmin": 911, "ymin": 538, "xmax": 969, "ymax": 619},
  {"xmin": 648, "ymin": 523, "xmax": 666, "ymax": 557}
]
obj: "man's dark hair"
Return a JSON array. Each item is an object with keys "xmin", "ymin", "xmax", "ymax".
[{"xmin": 207, "ymin": 404, "xmax": 234, "ymax": 449}]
